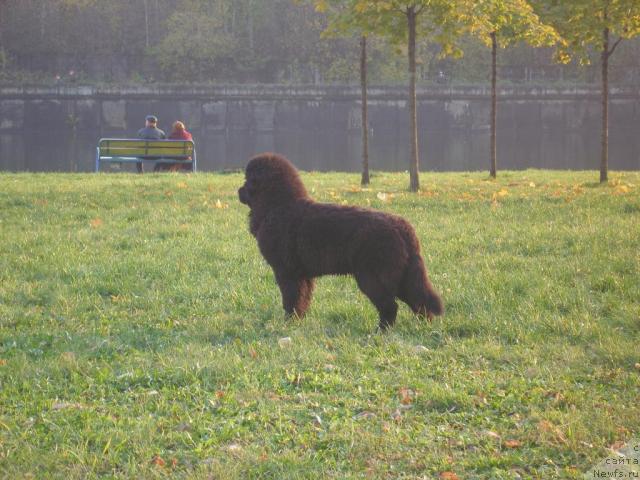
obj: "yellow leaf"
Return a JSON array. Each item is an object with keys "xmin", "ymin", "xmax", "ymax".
[
  {"xmin": 376, "ymin": 192, "xmax": 394, "ymax": 202},
  {"xmin": 177, "ymin": 181, "xmax": 188, "ymax": 189},
  {"xmin": 314, "ymin": 0, "xmax": 327, "ymax": 13},
  {"xmin": 355, "ymin": 1, "xmax": 369, "ymax": 13}
]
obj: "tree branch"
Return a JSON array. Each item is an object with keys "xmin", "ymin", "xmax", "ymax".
[
  {"xmin": 393, "ymin": 5, "xmax": 406, "ymax": 15},
  {"xmin": 608, "ymin": 36, "xmax": 623, "ymax": 57}
]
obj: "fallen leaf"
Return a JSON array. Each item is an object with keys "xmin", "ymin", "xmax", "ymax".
[
  {"xmin": 419, "ymin": 190, "xmax": 439, "ymax": 198},
  {"xmin": 440, "ymin": 472, "xmax": 460, "ymax": 480},
  {"xmin": 546, "ymin": 391, "xmax": 565, "ymax": 403},
  {"xmin": 353, "ymin": 411, "xmax": 376, "ymax": 420},
  {"xmin": 90, "ymin": 218, "xmax": 103, "ymax": 228},
  {"xmin": 225, "ymin": 444, "xmax": 243, "ymax": 455},
  {"xmin": 538, "ymin": 420, "xmax": 567, "ymax": 444},
  {"xmin": 215, "ymin": 199, "xmax": 229, "ymax": 209},
  {"xmin": 177, "ymin": 182, "xmax": 188, "ymax": 189},
  {"xmin": 391, "ymin": 409, "xmax": 402, "ymax": 422},
  {"xmin": 473, "ymin": 392, "xmax": 488, "ymax": 406},
  {"xmin": 0, "ymin": 359, "xmax": 7, "ymax": 366},
  {"xmin": 504, "ymin": 439, "xmax": 521, "ymax": 449},
  {"xmin": 399, "ymin": 387, "xmax": 415, "ymax": 405},
  {"xmin": 215, "ymin": 391, "xmax": 225, "ymax": 399},
  {"xmin": 151, "ymin": 455, "xmax": 165, "ymax": 467},
  {"xmin": 278, "ymin": 337, "xmax": 292, "ymax": 348},
  {"xmin": 609, "ymin": 440, "xmax": 625, "ymax": 452},
  {"xmin": 248, "ymin": 347, "xmax": 258, "ymax": 359},
  {"xmin": 312, "ymin": 414, "xmax": 323, "ymax": 427}
]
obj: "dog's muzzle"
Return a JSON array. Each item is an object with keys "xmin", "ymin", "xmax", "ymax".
[{"xmin": 238, "ymin": 186, "xmax": 249, "ymax": 205}]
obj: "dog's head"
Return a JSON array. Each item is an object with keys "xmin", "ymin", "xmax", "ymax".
[{"xmin": 238, "ymin": 153, "xmax": 308, "ymax": 208}]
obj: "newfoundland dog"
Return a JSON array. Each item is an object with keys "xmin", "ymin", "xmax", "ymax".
[{"xmin": 238, "ymin": 153, "xmax": 443, "ymax": 330}]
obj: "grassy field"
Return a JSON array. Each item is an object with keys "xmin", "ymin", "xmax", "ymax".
[{"xmin": 0, "ymin": 169, "xmax": 638, "ymax": 479}]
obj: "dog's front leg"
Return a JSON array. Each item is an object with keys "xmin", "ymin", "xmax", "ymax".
[{"xmin": 275, "ymin": 273, "xmax": 315, "ymax": 318}]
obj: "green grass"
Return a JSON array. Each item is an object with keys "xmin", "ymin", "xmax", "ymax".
[{"xmin": 0, "ymin": 170, "xmax": 638, "ymax": 479}]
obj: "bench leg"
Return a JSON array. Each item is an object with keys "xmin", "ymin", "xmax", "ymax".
[{"xmin": 137, "ymin": 161, "xmax": 144, "ymax": 174}]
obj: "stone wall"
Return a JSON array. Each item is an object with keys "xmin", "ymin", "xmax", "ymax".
[{"xmin": 1, "ymin": 85, "xmax": 640, "ymax": 134}]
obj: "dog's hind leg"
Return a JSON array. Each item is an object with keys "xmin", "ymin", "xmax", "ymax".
[
  {"xmin": 355, "ymin": 274, "xmax": 398, "ymax": 331},
  {"xmin": 276, "ymin": 274, "xmax": 315, "ymax": 318}
]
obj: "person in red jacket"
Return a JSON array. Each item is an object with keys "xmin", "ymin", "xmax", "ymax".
[
  {"xmin": 154, "ymin": 121, "xmax": 194, "ymax": 172},
  {"xmin": 168, "ymin": 121, "xmax": 192, "ymax": 141}
]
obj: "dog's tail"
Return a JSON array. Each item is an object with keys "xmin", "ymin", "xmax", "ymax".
[{"xmin": 400, "ymin": 254, "xmax": 444, "ymax": 319}]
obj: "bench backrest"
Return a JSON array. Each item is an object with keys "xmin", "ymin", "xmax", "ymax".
[{"xmin": 98, "ymin": 139, "xmax": 194, "ymax": 157}]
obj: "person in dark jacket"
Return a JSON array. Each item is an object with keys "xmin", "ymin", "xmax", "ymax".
[
  {"xmin": 136, "ymin": 115, "xmax": 166, "ymax": 173},
  {"xmin": 154, "ymin": 121, "xmax": 193, "ymax": 172}
]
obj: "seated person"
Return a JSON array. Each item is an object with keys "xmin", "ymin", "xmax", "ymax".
[
  {"xmin": 169, "ymin": 121, "xmax": 192, "ymax": 141},
  {"xmin": 136, "ymin": 115, "xmax": 166, "ymax": 173},
  {"xmin": 154, "ymin": 121, "xmax": 194, "ymax": 172}
]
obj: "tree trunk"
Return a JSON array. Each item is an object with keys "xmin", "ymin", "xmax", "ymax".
[
  {"xmin": 360, "ymin": 35, "xmax": 370, "ymax": 186},
  {"xmin": 154, "ymin": 0, "xmax": 159, "ymax": 43},
  {"xmin": 600, "ymin": 27, "xmax": 609, "ymax": 183},
  {"xmin": 407, "ymin": 7, "xmax": 420, "ymax": 192},
  {"xmin": 248, "ymin": 3, "xmax": 254, "ymax": 50},
  {"xmin": 143, "ymin": 0, "xmax": 150, "ymax": 49},
  {"xmin": 490, "ymin": 31, "xmax": 497, "ymax": 179}
]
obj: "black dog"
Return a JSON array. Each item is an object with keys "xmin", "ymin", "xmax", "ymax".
[{"xmin": 238, "ymin": 153, "xmax": 443, "ymax": 330}]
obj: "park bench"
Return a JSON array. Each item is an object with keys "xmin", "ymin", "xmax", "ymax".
[{"xmin": 95, "ymin": 138, "xmax": 197, "ymax": 172}]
